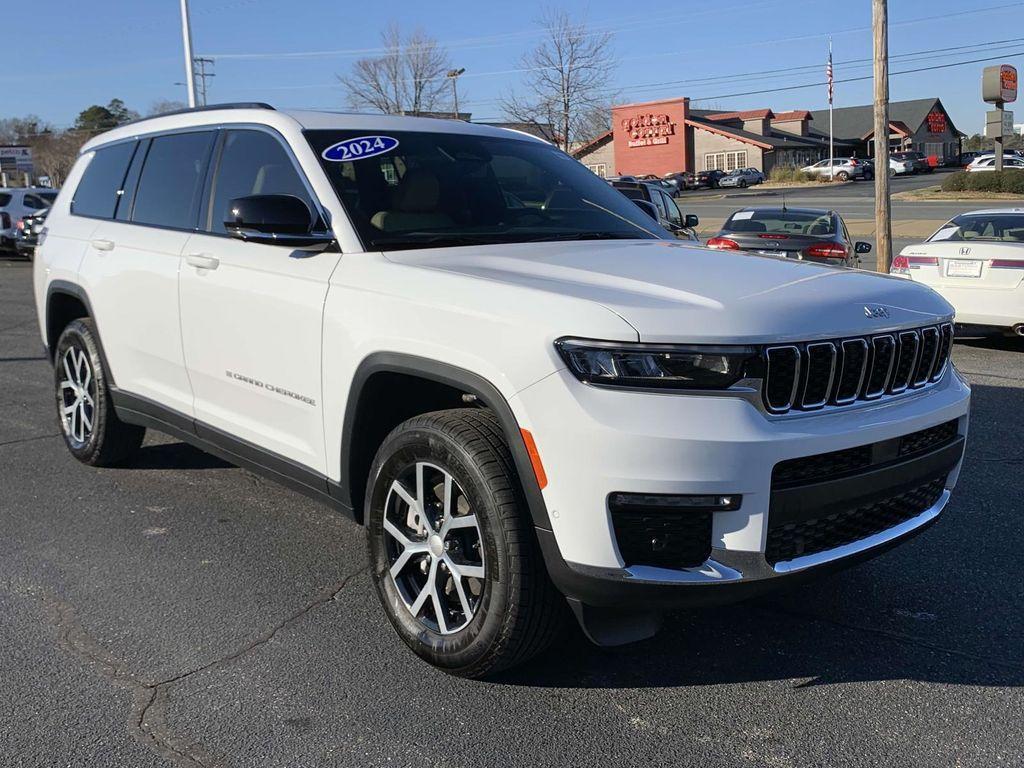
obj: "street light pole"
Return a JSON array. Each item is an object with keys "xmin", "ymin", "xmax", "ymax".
[
  {"xmin": 872, "ymin": 0, "xmax": 892, "ymax": 273},
  {"xmin": 180, "ymin": 0, "xmax": 197, "ymax": 108},
  {"xmin": 447, "ymin": 68, "xmax": 465, "ymax": 119}
]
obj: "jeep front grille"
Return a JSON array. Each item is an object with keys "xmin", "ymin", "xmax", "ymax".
[{"xmin": 763, "ymin": 323, "xmax": 953, "ymax": 414}]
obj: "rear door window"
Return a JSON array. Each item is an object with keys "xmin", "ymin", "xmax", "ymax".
[
  {"xmin": 71, "ymin": 142, "xmax": 137, "ymax": 219},
  {"xmin": 205, "ymin": 129, "xmax": 316, "ymax": 234},
  {"xmin": 132, "ymin": 131, "xmax": 215, "ymax": 230}
]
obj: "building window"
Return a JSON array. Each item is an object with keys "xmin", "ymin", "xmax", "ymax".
[
  {"xmin": 587, "ymin": 163, "xmax": 607, "ymax": 178},
  {"xmin": 705, "ymin": 150, "xmax": 747, "ymax": 171}
]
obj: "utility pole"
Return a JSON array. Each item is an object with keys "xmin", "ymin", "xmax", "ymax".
[
  {"xmin": 446, "ymin": 68, "xmax": 465, "ymax": 119},
  {"xmin": 872, "ymin": 0, "xmax": 892, "ymax": 273},
  {"xmin": 179, "ymin": 0, "xmax": 197, "ymax": 108},
  {"xmin": 194, "ymin": 56, "xmax": 215, "ymax": 107}
]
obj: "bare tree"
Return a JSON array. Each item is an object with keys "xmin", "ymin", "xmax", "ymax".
[
  {"xmin": 148, "ymin": 99, "xmax": 188, "ymax": 116},
  {"xmin": 501, "ymin": 10, "xmax": 616, "ymax": 151},
  {"xmin": 30, "ymin": 131, "xmax": 83, "ymax": 187},
  {"xmin": 339, "ymin": 24, "xmax": 453, "ymax": 114}
]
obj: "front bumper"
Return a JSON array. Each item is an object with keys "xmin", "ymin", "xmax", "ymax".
[{"xmin": 514, "ymin": 364, "xmax": 970, "ymax": 609}]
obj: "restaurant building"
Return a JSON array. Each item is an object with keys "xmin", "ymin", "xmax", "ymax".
[{"xmin": 572, "ymin": 96, "xmax": 962, "ymax": 177}]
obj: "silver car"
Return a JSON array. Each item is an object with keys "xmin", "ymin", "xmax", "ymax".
[
  {"xmin": 801, "ymin": 158, "xmax": 865, "ymax": 181},
  {"xmin": 716, "ymin": 167, "xmax": 765, "ymax": 188}
]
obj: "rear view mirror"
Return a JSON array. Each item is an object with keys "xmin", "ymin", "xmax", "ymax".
[
  {"xmin": 855, "ymin": 241, "xmax": 872, "ymax": 254},
  {"xmin": 684, "ymin": 214, "xmax": 699, "ymax": 229},
  {"xmin": 225, "ymin": 194, "xmax": 334, "ymax": 251}
]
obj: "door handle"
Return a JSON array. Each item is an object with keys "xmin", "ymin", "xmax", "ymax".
[
  {"xmin": 90, "ymin": 239, "xmax": 115, "ymax": 252},
  {"xmin": 186, "ymin": 253, "xmax": 220, "ymax": 270}
]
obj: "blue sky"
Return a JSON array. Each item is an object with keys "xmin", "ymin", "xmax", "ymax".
[{"xmin": 9, "ymin": 0, "xmax": 1024, "ymax": 134}]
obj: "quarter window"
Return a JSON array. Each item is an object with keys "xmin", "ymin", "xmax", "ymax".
[
  {"xmin": 206, "ymin": 129, "xmax": 315, "ymax": 234},
  {"xmin": 71, "ymin": 142, "xmax": 137, "ymax": 219},
  {"xmin": 132, "ymin": 131, "xmax": 215, "ymax": 230}
]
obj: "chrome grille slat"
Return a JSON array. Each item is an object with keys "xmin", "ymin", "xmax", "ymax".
[
  {"xmin": 913, "ymin": 326, "xmax": 940, "ymax": 387},
  {"xmin": 762, "ymin": 323, "xmax": 952, "ymax": 415},
  {"xmin": 890, "ymin": 330, "xmax": 920, "ymax": 394},
  {"xmin": 802, "ymin": 342, "xmax": 837, "ymax": 409},
  {"xmin": 864, "ymin": 334, "xmax": 896, "ymax": 399}
]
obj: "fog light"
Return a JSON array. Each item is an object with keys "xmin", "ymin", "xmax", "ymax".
[{"xmin": 608, "ymin": 493, "xmax": 741, "ymax": 512}]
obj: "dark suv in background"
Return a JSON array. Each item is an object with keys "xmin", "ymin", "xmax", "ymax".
[
  {"xmin": 706, "ymin": 206, "xmax": 871, "ymax": 267},
  {"xmin": 610, "ymin": 180, "xmax": 699, "ymax": 240}
]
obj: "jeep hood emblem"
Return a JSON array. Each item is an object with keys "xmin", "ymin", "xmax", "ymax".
[{"xmin": 864, "ymin": 305, "xmax": 890, "ymax": 319}]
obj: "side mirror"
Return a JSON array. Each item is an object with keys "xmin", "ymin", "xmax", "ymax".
[
  {"xmin": 631, "ymin": 199, "xmax": 660, "ymax": 221},
  {"xmin": 684, "ymin": 214, "xmax": 699, "ymax": 229},
  {"xmin": 225, "ymin": 194, "xmax": 334, "ymax": 251},
  {"xmin": 855, "ymin": 241, "xmax": 872, "ymax": 254}
]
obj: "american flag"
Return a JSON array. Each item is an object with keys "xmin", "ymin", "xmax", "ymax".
[{"xmin": 826, "ymin": 51, "xmax": 834, "ymax": 105}]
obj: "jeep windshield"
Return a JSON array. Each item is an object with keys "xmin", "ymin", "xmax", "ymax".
[{"xmin": 305, "ymin": 129, "xmax": 664, "ymax": 251}]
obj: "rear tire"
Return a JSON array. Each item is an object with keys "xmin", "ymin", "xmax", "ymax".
[
  {"xmin": 366, "ymin": 408, "xmax": 565, "ymax": 678},
  {"xmin": 836, "ymin": 171, "xmax": 850, "ymax": 181},
  {"xmin": 53, "ymin": 318, "xmax": 145, "ymax": 466}
]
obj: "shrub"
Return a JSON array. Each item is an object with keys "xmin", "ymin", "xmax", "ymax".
[
  {"xmin": 768, "ymin": 166, "xmax": 815, "ymax": 183},
  {"xmin": 943, "ymin": 168, "xmax": 1024, "ymax": 193},
  {"xmin": 941, "ymin": 171, "xmax": 969, "ymax": 192}
]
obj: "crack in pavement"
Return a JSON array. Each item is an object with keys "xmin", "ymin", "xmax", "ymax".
[
  {"xmin": 0, "ymin": 432, "xmax": 60, "ymax": 448},
  {"xmin": 7, "ymin": 566, "xmax": 368, "ymax": 767}
]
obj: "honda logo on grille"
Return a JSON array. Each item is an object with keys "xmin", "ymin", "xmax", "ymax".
[{"xmin": 863, "ymin": 305, "xmax": 890, "ymax": 319}]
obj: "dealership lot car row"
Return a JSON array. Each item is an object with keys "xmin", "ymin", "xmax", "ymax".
[{"xmin": 33, "ymin": 104, "xmax": 973, "ymax": 678}]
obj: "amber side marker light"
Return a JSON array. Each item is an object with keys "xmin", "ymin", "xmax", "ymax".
[{"xmin": 520, "ymin": 428, "xmax": 548, "ymax": 490}]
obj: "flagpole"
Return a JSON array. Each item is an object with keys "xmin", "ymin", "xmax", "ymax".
[{"xmin": 828, "ymin": 37, "xmax": 834, "ymax": 180}]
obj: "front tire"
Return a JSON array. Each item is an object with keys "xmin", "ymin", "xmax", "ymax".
[
  {"xmin": 54, "ymin": 318, "xmax": 145, "ymax": 466},
  {"xmin": 366, "ymin": 408, "xmax": 564, "ymax": 678}
]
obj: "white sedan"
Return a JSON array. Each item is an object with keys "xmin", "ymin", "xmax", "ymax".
[
  {"xmin": 966, "ymin": 156, "xmax": 1024, "ymax": 172},
  {"xmin": 891, "ymin": 208, "xmax": 1024, "ymax": 335}
]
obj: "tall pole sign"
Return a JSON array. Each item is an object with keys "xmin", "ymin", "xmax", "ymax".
[
  {"xmin": 180, "ymin": 0, "xmax": 197, "ymax": 109},
  {"xmin": 983, "ymin": 64, "xmax": 1017, "ymax": 172}
]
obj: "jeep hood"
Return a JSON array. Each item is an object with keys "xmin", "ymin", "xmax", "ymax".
[{"xmin": 384, "ymin": 240, "xmax": 954, "ymax": 343}]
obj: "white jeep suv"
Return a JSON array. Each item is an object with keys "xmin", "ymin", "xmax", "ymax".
[{"xmin": 34, "ymin": 104, "xmax": 970, "ymax": 678}]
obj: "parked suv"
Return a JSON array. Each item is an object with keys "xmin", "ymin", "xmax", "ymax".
[
  {"xmin": 35, "ymin": 105, "xmax": 970, "ymax": 678},
  {"xmin": 801, "ymin": 158, "xmax": 865, "ymax": 181},
  {"xmin": 610, "ymin": 180, "xmax": 699, "ymax": 240},
  {"xmin": 1, "ymin": 187, "xmax": 58, "ymax": 250}
]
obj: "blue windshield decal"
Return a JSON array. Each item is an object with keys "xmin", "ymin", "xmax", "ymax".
[{"xmin": 322, "ymin": 135, "xmax": 399, "ymax": 162}]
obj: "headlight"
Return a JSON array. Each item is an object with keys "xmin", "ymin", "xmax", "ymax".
[{"xmin": 554, "ymin": 338, "xmax": 761, "ymax": 390}]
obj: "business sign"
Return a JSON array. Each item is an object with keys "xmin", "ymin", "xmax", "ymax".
[
  {"xmin": 983, "ymin": 64, "xmax": 1017, "ymax": 104},
  {"xmin": 985, "ymin": 109, "xmax": 1014, "ymax": 139},
  {"xmin": 926, "ymin": 109, "xmax": 947, "ymax": 134},
  {"xmin": 621, "ymin": 113, "xmax": 676, "ymax": 148},
  {"xmin": 0, "ymin": 145, "xmax": 33, "ymax": 174}
]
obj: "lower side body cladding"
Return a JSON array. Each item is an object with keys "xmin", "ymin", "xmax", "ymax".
[{"xmin": 517, "ymin": 365, "xmax": 971, "ymax": 642}]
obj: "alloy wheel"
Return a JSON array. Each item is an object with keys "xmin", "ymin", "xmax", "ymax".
[
  {"xmin": 59, "ymin": 345, "xmax": 96, "ymax": 447},
  {"xmin": 383, "ymin": 461, "xmax": 486, "ymax": 634}
]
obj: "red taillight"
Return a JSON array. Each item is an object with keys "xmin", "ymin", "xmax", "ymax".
[
  {"xmin": 803, "ymin": 242, "xmax": 848, "ymax": 259},
  {"xmin": 707, "ymin": 236, "xmax": 740, "ymax": 250},
  {"xmin": 891, "ymin": 256, "xmax": 910, "ymax": 271},
  {"xmin": 758, "ymin": 233, "xmax": 789, "ymax": 239},
  {"xmin": 991, "ymin": 259, "xmax": 1024, "ymax": 269},
  {"xmin": 15, "ymin": 219, "xmax": 24, "ymax": 231}
]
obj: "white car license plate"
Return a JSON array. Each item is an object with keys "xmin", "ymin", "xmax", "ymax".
[{"xmin": 946, "ymin": 259, "xmax": 982, "ymax": 278}]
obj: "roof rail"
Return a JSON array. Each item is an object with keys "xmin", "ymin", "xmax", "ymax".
[{"xmin": 121, "ymin": 102, "xmax": 276, "ymax": 127}]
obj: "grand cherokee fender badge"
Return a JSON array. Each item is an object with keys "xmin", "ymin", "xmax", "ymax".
[
  {"xmin": 863, "ymin": 305, "xmax": 891, "ymax": 320},
  {"xmin": 225, "ymin": 370, "xmax": 316, "ymax": 406}
]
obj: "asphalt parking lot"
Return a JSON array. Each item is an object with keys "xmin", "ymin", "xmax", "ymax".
[{"xmin": 2, "ymin": 255, "xmax": 1023, "ymax": 767}]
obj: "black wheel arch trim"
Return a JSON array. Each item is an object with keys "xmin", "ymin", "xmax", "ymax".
[
  {"xmin": 45, "ymin": 280, "xmax": 117, "ymax": 386},
  {"xmin": 341, "ymin": 352, "xmax": 553, "ymax": 532}
]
